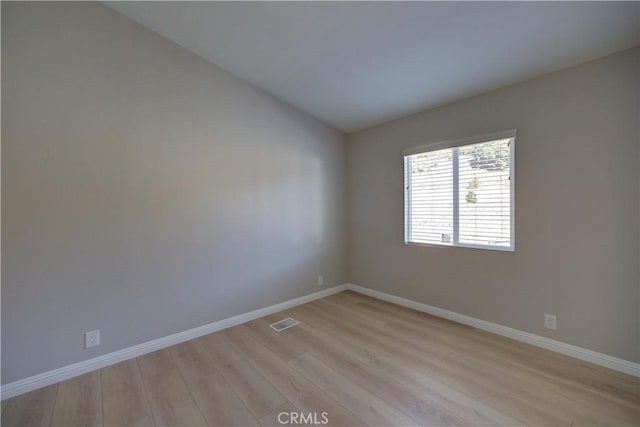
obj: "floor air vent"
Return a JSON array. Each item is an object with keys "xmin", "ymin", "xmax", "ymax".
[{"xmin": 269, "ymin": 317, "xmax": 299, "ymax": 332}]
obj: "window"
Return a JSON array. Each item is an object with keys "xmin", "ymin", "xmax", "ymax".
[{"xmin": 404, "ymin": 130, "xmax": 515, "ymax": 251}]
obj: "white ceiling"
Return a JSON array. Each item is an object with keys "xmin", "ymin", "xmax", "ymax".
[{"xmin": 106, "ymin": 2, "xmax": 639, "ymax": 133}]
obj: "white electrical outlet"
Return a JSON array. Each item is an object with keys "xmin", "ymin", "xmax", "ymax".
[
  {"xmin": 317, "ymin": 275, "xmax": 324, "ymax": 286},
  {"xmin": 85, "ymin": 329, "xmax": 100, "ymax": 348},
  {"xmin": 544, "ymin": 314, "xmax": 557, "ymax": 331}
]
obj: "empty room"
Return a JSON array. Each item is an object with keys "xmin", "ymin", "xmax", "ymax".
[{"xmin": 1, "ymin": 1, "xmax": 639, "ymax": 426}]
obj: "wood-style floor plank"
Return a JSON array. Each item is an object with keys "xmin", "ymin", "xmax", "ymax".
[
  {"xmin": 170, "ymin": 338, "xmax": 218, "ymax": 382},
  {"xmin": 102, "ymin": 359, "xmax": 154, "ymax": 427},
  {"xmin": 440, "ymin": 352, "xmax": 613, "ymax": 426},
  {"xmin": 336, "ymin": 295, "xmax": 535, "ymax": 367},
  {"xmin": 243, "ymin": 315, "xmax": 306, "ymax": 362},
  {"xmin": 1, "ymin": 383, "xmax": 58, "ymax": 427},
  {"xmin": 284, "ymin": 306, "xmax": 523, "ymax": 426},
  {"xmin": 3, "ymin": 291, "xmax": 638, "ymax": 427},
  {"xmin": 293, "ymin": 302, "xmax": 570, "ymax": 426},
  {"xmin": 187, "ymin": 372, "xmax": 260, "ymax": 427},
  {"xmin": 529, "ymin": 353, "xmax": 640, "ymax": 401},
  {"xmin": 329, "ymin": 291, "xmax": 640, "ymax": 425},
  {"xmin": 137, "ymin": 350, "xmax": 207, "ymax": 427},
  {"xmin": 449, "ymin": 346, "xmax": 638, "ymax": 424},
  {"xmin": 314, "ymin": 299, "xmax": 450, "ymax": 363},
  {"xmin": 318, "ymin": 295, "xmax": 634, "ymax": 426},
  {"xmin": 347, "ymin": 290, "xmax": 637, "ymax": 391},
  {"xmin": 223, "ymin": 325, "xmax": 368, "ymax": 427},
  {"xmin": 288, "ymin": 353, "xmax": 420, "ymax": 426},
  {"xmin": 51, "ymin": 371, "xmax": 102, "ymax": 427},
  {"xmin": 256, "ymin": 312, "xmax": 474, "ymax": 426},
  {"xmin": 200, "ymin": 332, "xmax": 287, "ymax": 419}
]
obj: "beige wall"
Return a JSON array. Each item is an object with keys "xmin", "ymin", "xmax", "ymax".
[
  {"xmin": 348, "ymin": 48, "xmax": 640, "ymax": 363},
  {"xmin": 1, "ymin": 2, "xmax": 347, "ymax": 384}
]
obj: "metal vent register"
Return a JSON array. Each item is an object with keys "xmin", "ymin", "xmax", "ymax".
[{"xmin": 269, "ymin": 317, "xmax": 299, "ymax": 332}]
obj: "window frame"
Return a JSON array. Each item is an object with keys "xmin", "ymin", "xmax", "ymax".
[{"xmin": 403, "ymin": 129, "xmax": 516, "ymax": 253}]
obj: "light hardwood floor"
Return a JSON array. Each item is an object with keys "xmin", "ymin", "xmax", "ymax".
[{"xmin": 2, "ymin": 291, "xmax": 639, "ymax": 426}]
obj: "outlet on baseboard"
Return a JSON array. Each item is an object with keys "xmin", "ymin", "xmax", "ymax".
[
  {"xmin": 544, "ymin": 314, "xmax": 557, "ymax": 331},
  {"xmin": 85, "ymin": 330, "xmax": 100, "ymax": 349},
  {"xmin": 317, "ymin": 275, "xmax": 324, "ymax": 286}
]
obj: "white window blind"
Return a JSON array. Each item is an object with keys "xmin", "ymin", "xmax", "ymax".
[{"xmin": 404, "ymin": 131, "xmax": 515, "ymax": 252}]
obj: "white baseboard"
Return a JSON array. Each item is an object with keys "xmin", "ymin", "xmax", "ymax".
[
  {"xmin": 0, "ymin": 284, "xmax": 348, "ymax": 400},
  {"xmin": 345, "ymin": 283, "xmax": 640, "ymax": 377},
  {"xmin": 3, "ymin": 282, "xmax": 637, "ymax": 400}
]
